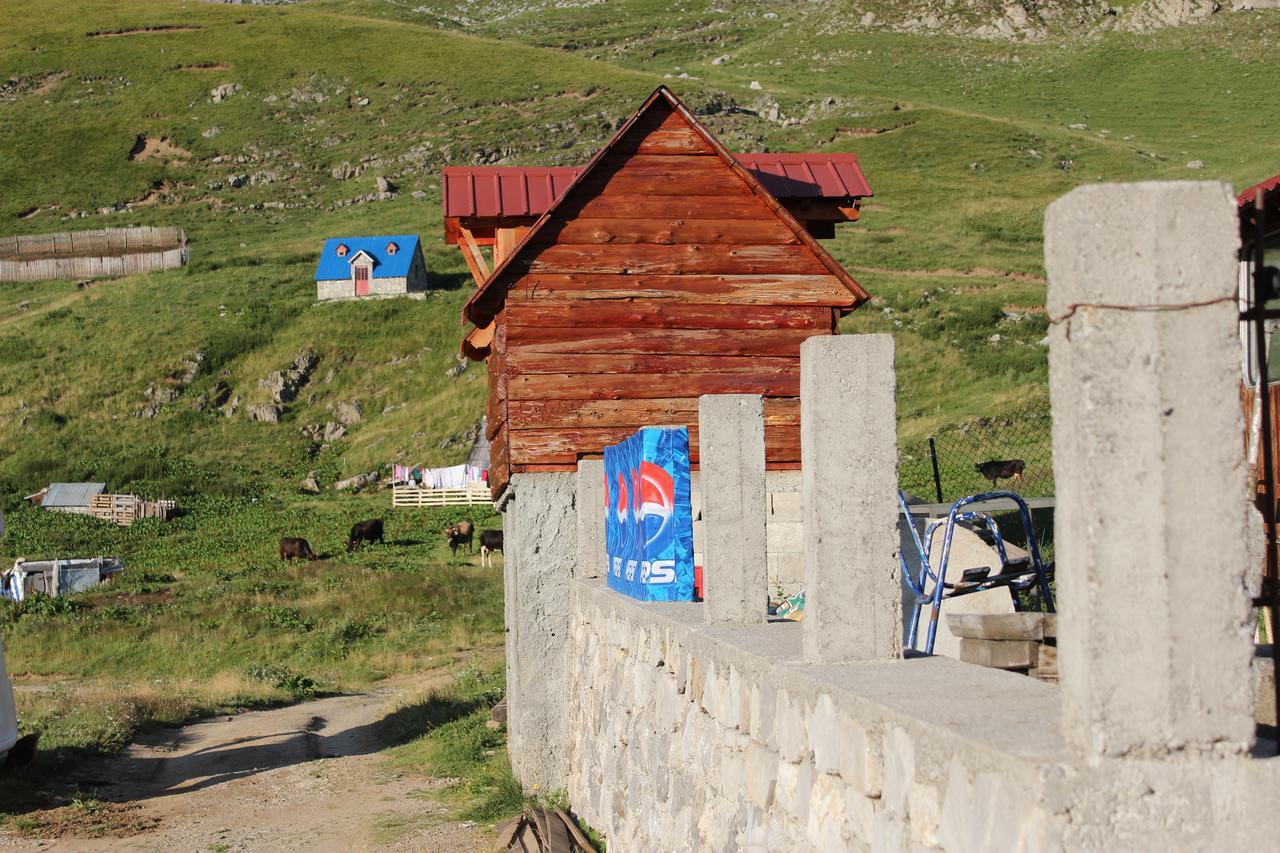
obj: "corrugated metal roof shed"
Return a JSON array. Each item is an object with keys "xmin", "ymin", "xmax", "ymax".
[
  {"xmin": 42, "ymin": 483, "xmax": 105, "ymax": 508},
  {"xmin": 441, "ymin": 153, "xmax": 871, "ymax": 219}
]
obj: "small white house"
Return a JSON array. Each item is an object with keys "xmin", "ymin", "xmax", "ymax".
[{"xmin": 314, "ymin": 235, "xmax": 428, "ymax": 301}]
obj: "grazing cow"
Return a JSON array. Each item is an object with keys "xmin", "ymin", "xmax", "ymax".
[
  {"xmin": 974, "ymin": 459, "xmax": 1025, "ymax": 488},
  {"xmin": 478, "ymin": 529, "xmax": 503, "ymax": 568},
  {"xmin": 280, "ymin": 537, "xmax": 318, "ymax": 562},
  {"xmin": 444, "ymin": 520, "xmax": 474, "ymax": 556},
  {"xmin": 346, "ymin": 518, "xmax": 385, "ymax": 552}
]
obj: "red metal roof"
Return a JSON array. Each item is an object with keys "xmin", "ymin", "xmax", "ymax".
[
  {"xmin": 735, "ymin": 153, "xmax": 872, "ymax": 200},
  {"xmin": 1239, "ymin": 172, "xmax": 1280, "ymax": 207},
  {"xmin": 443, "ymin": 167, "xmax": 580, "ymax": 218},
  {"xmin": 442, "ymin": 153, "xmax": 871, "ymax": 219}
]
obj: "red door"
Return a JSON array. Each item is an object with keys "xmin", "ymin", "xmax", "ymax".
[{"xmin": 354, "ymin": 265, "xmax": 370, "ymax": 296}]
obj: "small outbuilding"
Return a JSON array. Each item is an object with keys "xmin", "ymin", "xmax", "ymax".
[
  {"xmin": 314, "ymin": 235, "xmax": 427, "ymax": 301},
  {"xmin": 448, "ymin": 86, "xmax": 874, "ymax": 499},
  {"xmin": 24, "ymin": 482, "xmax": 106, "ymax": 515}
]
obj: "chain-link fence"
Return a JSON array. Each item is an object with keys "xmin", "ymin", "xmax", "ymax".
[{"xmin": 899, "ymin": 401, "xmax": 1054, "ymax": 502}]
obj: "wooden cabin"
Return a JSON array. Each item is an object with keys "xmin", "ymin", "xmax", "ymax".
[{"xmin": 448, "ymin": 87, "xmax": 874, "ymax": 498}]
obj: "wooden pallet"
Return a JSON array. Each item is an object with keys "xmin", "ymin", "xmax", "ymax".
[
  {"xmin": 88, "ymin": 494, "xmax": 175, "ymax": 527},
  {"xmin": 947, "ymin": 613, "xmax": 1058, "ymax": 682}
]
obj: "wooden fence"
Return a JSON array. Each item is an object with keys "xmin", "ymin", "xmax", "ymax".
[
  {"xmin": 0, "ymin": 227, "xmax": 187, "ymax": 282},
  {"xmin": 88, "ymin": 493, "xmax": 176, "ymax": 527},
  {"xmin": 391, "ymin": 486, "xmax": 492, "ymax": 508}
]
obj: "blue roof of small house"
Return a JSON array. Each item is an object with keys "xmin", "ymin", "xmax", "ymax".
[{"xmin": 315, "ymin": 235, "xmax": 419, "ymax": 281}]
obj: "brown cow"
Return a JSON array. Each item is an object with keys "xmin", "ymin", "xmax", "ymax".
[
  {"xmin": 280, "ymin": 537, "xmax": 317, "ymax": 562},
  {"xmin": 444, "ymin": 520, "xmax": 474, "ymax": 556},
  {"xmin": 974, "ymin": 459, "xmax": 1025, "ymax": 488},
  {"xmin": 346, "ymin": 519, "xmax": 385, "ymax": 552}
]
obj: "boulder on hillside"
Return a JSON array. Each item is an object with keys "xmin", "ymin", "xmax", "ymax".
[
  {"xmin": 335, "ymin": 401, "xmax": 363, "ymax": 425},
  {"xmin": 299, "ymin": 476, "xmax": 322, "ymax": 495},
  {"xmin": 247, "ymin": 403, "xmax": 281, "ymax": 423},
  {"xmin": 210, "ymin": 82, "xmax": 240, "ymax": 104},
  {"xmin": 260, "ymin": 352, "xmax": 318, "ymax": 405},
  {"xmin": 334, "ymin": 471, "xmax": 380, "ymax": 492}
]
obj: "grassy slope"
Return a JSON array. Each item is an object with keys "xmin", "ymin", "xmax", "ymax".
[{"xmin": 1, "ymin": 0, "xmax": 1279, "ymax": 830}]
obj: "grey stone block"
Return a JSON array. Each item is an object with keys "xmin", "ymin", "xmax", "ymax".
[
  {"xmin": 1045, "ymin": 182, "xmax": 1255, "ymax": 759},
  {"xmin": 800, "ymin": 334, "xmax": 903, "ymax": 663},
  {"xmin": 576, "ymin": 458, "xmax": 604, "ymax": 579},
  {"xmin": 700, "ymin": 394, "xmax": 769, "ymax": 625},
  {"xmin": 503, "ymin": 472, "xmax": 576, "ymax": 791}
]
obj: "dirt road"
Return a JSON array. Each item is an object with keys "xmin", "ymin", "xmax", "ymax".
[{"xmin": 8, "ymin": 689, "xmax": 491, "ymax": 852}]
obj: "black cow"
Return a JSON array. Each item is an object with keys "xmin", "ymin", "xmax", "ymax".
[
  {"xmin": 280, "ymin": 537, "xmax": 318, "ymax": 562},
  {"xmin": 445, "ymin": 520, "xmax": 474, "ymax": 556},
  {"xmin": 974, "ymin": 459, "xmax": 1025, "ymax": 487},
  {"xmin": 346, "ymin": 519, "xmax": 385, "ymax": 552},
  {"xmin": 478, "ymin": 529, "xmax": 503, "ymax": 568}
]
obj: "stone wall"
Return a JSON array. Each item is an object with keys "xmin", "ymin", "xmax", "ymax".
[
  {"xmin": 567, "ymin": 579, "xmax": 1067, "ymax": 851},
  {"xmin": 500, "ymin": 182, "xmax": 1280, "ymax": 850},
  {"xmin": 316, "ymin": 276, "xmax": 419, "ymax": 301}
]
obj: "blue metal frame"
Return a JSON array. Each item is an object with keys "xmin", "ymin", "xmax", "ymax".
[{"xmin": 900, "ymin": 490, "xmax": 1055, "ymax": 654}]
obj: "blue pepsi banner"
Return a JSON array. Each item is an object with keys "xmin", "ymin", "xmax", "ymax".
[{"xmin": 603, "ymin": 427, "xmax": 695, "ymax": 601}]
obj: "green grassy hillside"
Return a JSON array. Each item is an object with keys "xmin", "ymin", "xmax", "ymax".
[
  {"xmin": 1, "ymin": 0, "xmax": 1278, "ymax": 498},
  {"xmin": 1, "ymin": 0, "xmax": 1278, "ymax": 834}
]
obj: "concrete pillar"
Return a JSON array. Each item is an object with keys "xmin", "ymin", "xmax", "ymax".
[
  {"xmin": 502, "ymin": 472, "xmax": 576, "ymax": 791},
  {"xmin": 800, "ymin": 335, "xmax": 902, "ymax": 663},
  {"xmin": 1044, "ymin": 181, "xmax": 1255, "ymax": 759},
  {"xmin": 576, "ymin": 459, "xmax": 605, "ymax": 579},
  {"xmin": 699, "ymin": 394, "xmax": 768, "ymax": 624}
]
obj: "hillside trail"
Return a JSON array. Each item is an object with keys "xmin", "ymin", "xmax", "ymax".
[{"xmin": 7, "ymin": 684, "xmax": 493, "ymax": 852}]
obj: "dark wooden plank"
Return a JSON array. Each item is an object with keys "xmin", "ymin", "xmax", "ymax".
[
  {"xmin": 562, "ymin": 195, "xmax": 774, "ymax": 221},
  {"xmin": 506, "ymin": 351, "xmax": 799, "ymax": 376},
  {"xmin": 507, "ymin": 371, "xmax": 801, "ymax": 401},
  {"xmin": 554, "ymin": 808, "xmax": 596, "ymax": 853},
  {"xmin": 504, "ymin": 304, "xmax": 829, "ymax": 333},
  {"xmin": 489, "ymin": 427, "xmax": 511, "ymax": 498},
  {"xmin": 531, "ymin": 219, "xmax": 800, "ymax": 246},
  {"xmin": 508, "ymin": 272, "xmax": 854, "ymax": 306},
  {"xmin": 782, "ymin": 198, "xmax": 862, "ymax": 222},
  {"xmin": 506, "ymin": 397, "xmax": 800, "ymax": 430},
  {"xmin": 503, "ymin": 326, "xmax": 829, "ymax": 355},
  {"xmin": 508, "ymin": 423, "xmax": 801, "ymax": 464},
  {"xmin": 525, "ymin": 243, "xmax": 829, "ymax": 276}
]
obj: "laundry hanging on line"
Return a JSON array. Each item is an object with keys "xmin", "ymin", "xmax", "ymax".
[{"xmin": 391, "ymin": 463, "xmax": 487, "ymax": 489}]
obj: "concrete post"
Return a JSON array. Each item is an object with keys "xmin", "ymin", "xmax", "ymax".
[
  {"xmin": 1045, "ymin": 181, "xmax": 1255, "ymax": 759},
  {"xmin": 576, "ymin": 459, "xmax": 605, "ymax": 579},
  {"xmin": 699, "ymin": 394, "xmax": 768, "ymax": 625},
  {"xmin": 502, "ymin": 472, "xmax": 576, "ymax": 791},
  {"xmin": 800, "ymin": 335, "xmax": 902, "ymax": 663}
]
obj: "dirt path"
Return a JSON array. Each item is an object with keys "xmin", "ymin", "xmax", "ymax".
[{"xmin": 8, "ymin": 690, "xmax": 490, "ymax": 852}]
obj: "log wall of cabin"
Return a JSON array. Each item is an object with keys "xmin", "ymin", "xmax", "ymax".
[{"xmin": 484, "ymin": 101, "xmax": 854, "ymax": 497}]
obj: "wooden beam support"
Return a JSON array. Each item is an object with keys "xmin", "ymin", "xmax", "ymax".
[{"xmin": 457, "ymin": 225, "xmax": 491, "ymax": 287}]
